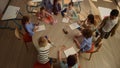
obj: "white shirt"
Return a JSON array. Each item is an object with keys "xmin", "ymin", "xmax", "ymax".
[
  {"xmin": 35, "ymin": 43, "xmax": 52, "ymax": 64},
  {"xmin": 102, "ymin": 17, "xmax": 118, "ymax": 32}
]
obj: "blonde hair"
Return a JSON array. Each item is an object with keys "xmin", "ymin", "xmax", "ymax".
[{"xmin": 38, "ymin": 36, "xmax": 48, "ymax": 47}]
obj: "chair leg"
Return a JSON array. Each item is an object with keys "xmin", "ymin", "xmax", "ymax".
[{"xmin": 88, "ymin": 53, "xmax": 93, "ymax": 60}]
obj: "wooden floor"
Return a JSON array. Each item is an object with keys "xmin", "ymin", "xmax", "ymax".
[{"xmin": 0, "ymin": 0, "xmax": 120, "ymax": 68}]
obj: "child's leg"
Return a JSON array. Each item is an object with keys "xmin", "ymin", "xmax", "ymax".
[
  {"xmin": 47, "ymin": 16, "xmax": 57, "ymax": 24},
  {"xmin": 43, "ymin": 18, "xmax": 50, "ymax": 24}
]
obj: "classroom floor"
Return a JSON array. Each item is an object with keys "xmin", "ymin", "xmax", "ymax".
[{"xmin": 0, "ymin": 0, "xmax": 120, "ymax": 68}]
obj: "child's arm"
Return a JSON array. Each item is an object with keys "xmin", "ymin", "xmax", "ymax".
[
  {"xmin": 61, "ymin": 8, "xmax": 67, "ymax": 17},
  {"xmin": 58, "ymin": 45, "xmax": 66, "ymax": 62},
  {"xmin": 72, "ymin": 8, "xmax": 78, "ymax": 20},
  {"xmin": 36, "ymin": 12, "xmax": 42, "ymax": 20}
]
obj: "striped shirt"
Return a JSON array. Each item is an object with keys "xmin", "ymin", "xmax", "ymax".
[{"xmin": 36, "ymin": 43, "xmax": 52, "ymax": 64}]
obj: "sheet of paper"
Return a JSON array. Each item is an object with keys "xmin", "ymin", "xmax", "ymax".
[
  {"xmin": 62, "ymin": 17, "xmax": 69, "ymax": 23},
  {"xmin": 32, "ymin": 0, "xmax": 42, "ymax": 2},
  {"xmin": 69, "ymin": 23, "xmax": 80, "ymax": 30},
  {"xmin": 98, "ymin": 7, "xmax": 111, "ymax": 20},
  {"xmin": 35, "ymin": 25, "xmax": 46, "ymax": 32},
  {"xmin": 64, "ymin": 47, "xmax": 77, "ymax": 57}
]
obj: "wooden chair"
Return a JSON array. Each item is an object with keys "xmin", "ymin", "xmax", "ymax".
[
  {"xmin": 85, "ymin": 43, "xmax": 102, "ymax": 60},
  {"xmin": 15, "ymin": 28, "xmax": 32, "ymax": 50},
  {"xmin": 33, "ymin": 61, "xmax": 51, "ymax": 68}
]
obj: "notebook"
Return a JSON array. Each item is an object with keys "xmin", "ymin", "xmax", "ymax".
[
  {"xmin": 35, "ymin": 25, "xmax": 46, "ymax": 32},
  {"xmin": 64, "ymin": 47, "xmax": 77, "ymax": 57},
  {"xmin": 69, "ymin": 23, "xmax": 80, "ymax": 30},
  {"xmin": 62, "ymin": 17, "xmax": 69, "ymax": 23}
]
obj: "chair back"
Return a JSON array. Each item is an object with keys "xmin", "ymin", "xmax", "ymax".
[
  {"xmin": 23, "ymin": 33, "xmax": 32, "ymax": 42},
  {"xmin": 15, "ymin": 28, "xmax": 21, "ymax": 40},
  {"xmin": 33, "ymin": 61, "xmax": 51, "ymax": 68},
  {"xmin": 86, "ymin": 43, "xmax": 102, "ymax": 53}
]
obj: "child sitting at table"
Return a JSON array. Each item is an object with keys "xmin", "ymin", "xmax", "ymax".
[
  {"xmin": 52, "ymin": 0, "xmax": 61, "ymax": 15},
  {"xmin": 81, "ymin": 14, "xmax": 97, "ymax": 31},
  {"xmin": 58, "ymin": 46, "xmax": 80, "ymax": 68},
  {"xmin": 36, "ymin": 7, "xmax": 57, "ymax": 24},
  {"xmin": 74, "ymin": 28, "xmax": 93, "ymax": 52},
  {"xmin": 61, "ymin": 2, "xmax": 78, "ymax": 20},
  {"xmin": 21, "ymin": 16, "xmax": 38, "ymax": 36},
  {"xmin": 34, "ymin": 36, "xmax": 52, "ymax": 64}
]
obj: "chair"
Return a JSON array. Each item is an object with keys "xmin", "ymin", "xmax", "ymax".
[
  {"xmin": 15, "ymin": 28, "xmax": 32, "ymax": 50},
  {"xmin": 85, "ymin": 43, "xmax": 102, "ymax": 60},
  {"xmin": 33, "ymin": 61, "xmax": 51, "ymax": 68}
]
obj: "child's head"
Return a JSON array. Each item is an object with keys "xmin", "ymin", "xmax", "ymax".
[
  {"xmin": 40, "ymin": 7, "xmax": 45, "ymax": 12},
  {"xmin": 67, "ymin": 55, "xmax": 77, "ymax": 67},
  {"xmin": 110, "ymin": 9, "xmax": 119, "ymax": 20},
  {"xmin": 22, "ymin": 16, "xmax": 30, "ymax": 24},
  {"xmin": 82, "ymin": 28, "xmax": 93, "ymax": 39},
  {"xmin": 54, "ymin": 0, "xmax": 60, "ymax": 4},
  {"xmin": 87, "ymin": 14, "xmax": 95, "ymax": 25},
  {"xmin": 68, "ymin": 2, "xmax": 74, "ymax": 9},
  {"xmin": 38, "ymin": 36, "xmax": 48, "ymax": 47}
]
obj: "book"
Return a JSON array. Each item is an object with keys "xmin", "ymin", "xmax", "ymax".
[
  {"xmin": 69, "ymin": 23, "xmax": 80, "ymax": 30},
  {"xmin": 35, "ymin": 25, "xmax": 46, "ymax": 32},
  {"xmin": 62, "ymin": 17, "xmax": 69, "ymax": 23},
  {"xmin": 64, "ymin": 47, "xmax": 77, "ymax": 57}
]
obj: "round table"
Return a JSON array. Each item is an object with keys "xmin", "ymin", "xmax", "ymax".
[{"xmin": 32, "ymin": 16, "xmax": 80, "ymax": 59}]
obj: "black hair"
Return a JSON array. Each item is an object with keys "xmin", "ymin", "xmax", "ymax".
[
  {"xmin": 87, "ymin": 14, "xmax": 95, "ymax": 25},
  {"xmin": 67, "ymin": 55, "xmax": 77, "ymax": 67},
  {"xmin": 110, "ymin": 9, "xmax": 119, "ymax": 17}
]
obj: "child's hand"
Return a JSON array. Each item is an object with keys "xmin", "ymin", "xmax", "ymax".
[
  {"xmin": 59, "ymin": 45, "xmax": 66, "ymax": 51},
  {"xmin": 34, "ymin": 26, "xmax": 39, "ymax": 32}
]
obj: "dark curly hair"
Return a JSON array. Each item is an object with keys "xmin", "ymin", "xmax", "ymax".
[
  {"xmin": 82, "ymin": 28, "xmax": 93, "ymax": 39},
  {"xmin": 110, "ymin": 9, "xmax": 119, "ymax": 17},
  {"xmin": 67, "ymin": 55, "xmax": 77, "ymax": 67}
]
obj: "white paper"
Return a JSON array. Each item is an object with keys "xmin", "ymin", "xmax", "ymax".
[
  {"xmin": 64, "ymin": 47, "xmax": 77, "ymax": 57},
  {"xmin": 69, "ymin": 23, "xmax": 80, "ymax": 30},
  {"xmin": 35, "ymin": 25, "xmax": 46, "ymax": 32},
  {"xmin": 62, "ymin": 17, "xmax": 69, "ymax": 23},
  {"xmin": 32, "ymin": 0, "xmax": 42, "ymax": 2},
  {"xmin": 98, "ymin": 7, "xmax": 111, "ymax": 20}
]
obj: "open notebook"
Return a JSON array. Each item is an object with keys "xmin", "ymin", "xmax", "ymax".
[
  {"xmin": 35, "ymin": 25, "xmax": 46, "ymax": 32},
  {"xmin": 64, "ymin": 47, "xmax": 77, "ymax": 57},
  {"xmin": 69, "ymin": 23, "xmax": 80, "ymax": 30}
]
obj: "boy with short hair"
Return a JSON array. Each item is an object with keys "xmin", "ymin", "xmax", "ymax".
[
  {"xmin": 95, "ymin": 9, "xmax": 119, "ymax": 46},
  {"xmin": 58, "ymin": 46, "xmax": 80, "ymax": 68}
]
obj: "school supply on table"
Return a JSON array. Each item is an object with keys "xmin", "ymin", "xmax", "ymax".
[
  {"xmin": 64, "ymin": 47, "xmax": 77, "ymax": 57},
  {"xmin": 69, "ymin": 23, "xmax": 80, "ymax": 30},
  {"xmin": 35, "ymin": 25, "xmax": 46, "ymax": 32}
]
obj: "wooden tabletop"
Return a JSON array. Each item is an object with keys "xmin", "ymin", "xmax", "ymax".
[{"xmin": 32, "ymin": 15, "xmax": 80, "ymax": 59}]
